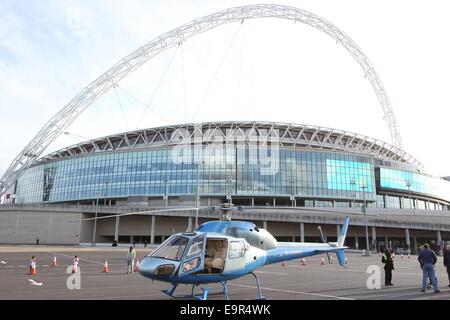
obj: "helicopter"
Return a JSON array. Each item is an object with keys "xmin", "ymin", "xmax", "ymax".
[
  {"xmin": 77, "ymin": 203, "xmax": 349, "ymax": 300},
  {"xmin": 137, "ymin": 204, "xmax": 349, "ymax": 300}
]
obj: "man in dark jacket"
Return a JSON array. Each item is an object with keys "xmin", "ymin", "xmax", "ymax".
[
  {"xmin": 418, "ymin": 243, "xmax": 440, "ymax": 293},
  {"xmin": 381, "ymin": 249, "xmax": 394, "ymax": 286},
  {"xmin": 444, "ymin": 243, "xmax": 450, "ymax": 287}
]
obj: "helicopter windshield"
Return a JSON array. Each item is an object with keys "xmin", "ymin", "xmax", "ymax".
[{"xmin": 151, "ymin": 236, "xmax": 189, "ymax": 261}]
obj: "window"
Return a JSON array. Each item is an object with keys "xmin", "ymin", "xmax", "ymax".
[
  {"xmin": 229, "ymin": 241, "xmax": 246, "ymax": 259},
  {"xmin": 182, "ymin": 257, "xmax": 201, "ymax": 273},
  {"xmin": 151, "ymin": 236, "xmax": 188, "ymax": 261},
  {"xmin": 186, "ymin": 237, "xmax": 204, "ymax": 258}
]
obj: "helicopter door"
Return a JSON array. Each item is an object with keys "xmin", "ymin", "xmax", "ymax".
[
  {"xmin": 223, "ymin": 240, "xmax": 248, "ymax": 272},
  {"xmin": 178, "ymin": 234, "xmax": 206, "ymax": 276}
]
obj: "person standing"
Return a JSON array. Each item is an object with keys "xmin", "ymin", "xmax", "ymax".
[
  {"xmin": 443, "ymin": 242, "xmax": 450, "ymax": 287},
  {"xmin": 127, "ymin": 246, "xmax": 136, "ymax": 274},
  {"xmin": 29, "ymin": 256, "xmax": 36, "ymax": 274},
  {"xmin": 418, "ymin": 243, "xmax": 440, "ymax": 293},
  {"xmin": 381, "ymin": 248, "xmax": 394, "ymax": 286},
  {"xmin": 72, "ymin": 255, "xmax": 80, "ymax": 273}
]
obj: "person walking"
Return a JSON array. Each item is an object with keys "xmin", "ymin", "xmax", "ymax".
[
  {"xmin": 381, "ymin": 248, "xmax": 394, "ymax": 286},
  {"xmin": 443, "ymin": 242, "xmax": 450, "ymax": 287},
  {"xmin": 127, "ymin": 246, "xmax": 137, "ymax": 274},
  {"xmin": 418, "ymin": 243, "xmax": 440, "ymax": 293}
]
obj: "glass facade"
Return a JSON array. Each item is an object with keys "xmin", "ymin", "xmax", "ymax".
[
  {"xmin": 379, "ymin": 167, "xmax": 450, "ymax": 201},
  {"xmin": 14, "ymin": 146, "xmax": 450, "ymax": 208},
  {"xmin": 15, "ymin": 147, "xmax": 378, "ymax": 204}
]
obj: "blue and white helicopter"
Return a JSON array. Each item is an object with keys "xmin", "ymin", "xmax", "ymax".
[{"xmin": 133, "ymin": 204, "xmax": 350, "ymax": 300}]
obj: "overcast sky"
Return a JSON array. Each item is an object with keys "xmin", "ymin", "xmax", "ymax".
[{"xmin": 1, "ymin": 0, "xmax": 449, "ymax": 178}]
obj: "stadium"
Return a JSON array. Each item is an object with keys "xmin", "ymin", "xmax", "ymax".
[
  {"xmin": 1, "ymin": 121, "xmax": 450, "ymax": 254},
  {"xmin": 1, "ymin": 5, "xmax": 449, "ymax": 255}
]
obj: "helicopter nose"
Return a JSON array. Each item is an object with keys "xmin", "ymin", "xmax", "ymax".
[
  {"xmin": 137, "ymin": 258, "xmax": 156, "ymax": 278},
  {"xmin": 138, "ymin": 257, "xmax": 177, "ymax": 280}
]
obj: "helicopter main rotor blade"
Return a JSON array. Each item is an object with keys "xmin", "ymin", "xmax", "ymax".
[{"xmin": 69, "ymin": 207, "xmax": 199, "ymax": 222}]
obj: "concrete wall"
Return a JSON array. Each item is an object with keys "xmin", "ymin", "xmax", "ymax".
[
  {"xmin": 0, "ymin": 209, "xmax": 82, "ymax": 244},
  {"xmin": 97, "ymin": 216, "xmax": 191, "ymax": 236},
  {"xmin": 2, "ymin": 204, "xmax": 450, "ymax": 245}
]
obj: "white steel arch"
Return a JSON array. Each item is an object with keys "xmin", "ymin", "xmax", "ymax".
[{"xmin": 0, "ymin": 4, "xmax": 403, "ymax": 197}]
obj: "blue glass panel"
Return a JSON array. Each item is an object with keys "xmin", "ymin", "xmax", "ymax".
[
  {"xmin": 379, "ymin": 167, "xmax": 450, "ymax": 201},
  {"xmin": 326, "ymin": 159, "xmax": 373, "ymax": 192}
]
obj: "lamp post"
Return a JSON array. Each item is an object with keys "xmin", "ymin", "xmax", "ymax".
[
  {"xmin": 405, "ymin": 181, "xmax": 412, "ymax": 210},
  {"xmin": 194, "ymin": 161, "xmax": 204, "ymax": 229},
  {"xmin": 103, "ymin": 178, "xmax": 110, "ymax": 206},
  {"xmin": 350, "ymin": 179, "xmax": 356, "ymax": 208},
  {"xmin": 288, "ymin": 176, "xmax": 296, "ymax": 207},
  {"xmin": 92, "ymin": 191, "xmax": 100, "ymax": 247},
  {"xmin": 163, "ymin": 176, "xmax": 170, "ymax": 207},
  {"xmin": 226, "ymin": 175, "xmax": 233, "ymax": 205},
  {"xmin": 361, "ymin": 184, "xmax": 370, "ymax": 256}
]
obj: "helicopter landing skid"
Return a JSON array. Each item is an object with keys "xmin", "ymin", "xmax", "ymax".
[
  {"xmin": 161, "ymin": 283, "xmax": 179, "ymax": 298},
  {"xmin": 249, "ymin": 271, "xmax": 266, "ymax": 300},
  {"xmin": 162, "ymin": 282, "xmax": 230, "ymax": 300}
]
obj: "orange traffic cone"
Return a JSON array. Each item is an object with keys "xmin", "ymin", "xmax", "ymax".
[
  {"xmin": 102, "ymin": 260, "xmax": 109, "ymax": 273},
  {"xmin": 29, "ymin": 261, "xmax": 37, "ymax": 275},
  {"xmin": 345, "ymin": 257, "xmax": 348, "ymax": 265},
  {"xmin": 51, "ymin": 256, "xmax": 57, "ymax": 267},
  {"xmin": 300, "ymin": 258, "xmax": 306, "ymax": 266},
  {"xmin": 72, "ymin": 265, "xmax": 78, "ymax": 273},
  {"xmin": 401, "ymin": 253, "xmax": 404, "ymax": 259},
  {"xmin": 320, "ymin": 257, "xmax": 325, "ymax": 265},
  {"xmin": 133, "ymin": 260, "xmax": 140, "ymax": 273},
  {"xmin": 407, "ymin": 254, "xmax": 411, "ymax": 259},
  {"xmin": 281, "ymin": 261, "xmax": 287, "ymax": 267}
]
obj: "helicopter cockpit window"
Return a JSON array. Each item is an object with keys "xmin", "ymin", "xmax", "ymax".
[
  {"xmin": 229, "ymin": 241, "xmax": 246, "ymax": 259},
  {"xmin": 186, "ymin": 237, "xmax": 204, "ymax": 258},
  {"xmin": 151, "ymin": 236, "xmax": 188, "ymax": 261}
]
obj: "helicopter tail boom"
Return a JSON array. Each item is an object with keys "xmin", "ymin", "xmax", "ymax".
[{"xmin": 264, "ymin": 217, "xmax": 350, "ymax": 267}]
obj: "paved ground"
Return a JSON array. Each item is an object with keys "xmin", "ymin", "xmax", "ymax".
[{"xmin": 0, "ymin": 245, "xmax": 449, "ymax": 300}]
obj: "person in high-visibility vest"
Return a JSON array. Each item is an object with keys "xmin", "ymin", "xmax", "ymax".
[{"xmin": 381, "ymin": 249, "xmax": 394, "ymax": 286}]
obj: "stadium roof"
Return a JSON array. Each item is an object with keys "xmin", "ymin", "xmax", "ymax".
[{"xmin": 38, "ymin": 121, "xmax": 422, "ymax": 168}]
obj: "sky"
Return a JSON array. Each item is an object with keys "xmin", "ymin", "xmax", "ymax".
[{"xmin": 1, "ymin": 0, "xmax": 450, "ymax": 179}]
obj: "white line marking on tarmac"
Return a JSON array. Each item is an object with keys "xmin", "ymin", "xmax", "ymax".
[
  {"xmin": 51, "ymin": 252, "xmax": 104, "ymax": 265},
  {"xmin": 228, "ymin": 283, "xmax": 355, "ymax": 300},
  {"xmin": 5, "ymin": 266, "xmax": 14, "ymax": 268},
  {"xmin": 255, "ymin": 271, "xmax": 288, "ymax": 275}
]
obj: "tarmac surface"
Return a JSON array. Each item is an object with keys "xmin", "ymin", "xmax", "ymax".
[{"xmin": 0, "ymin": 245, "xmax": 449, "ymax": 300}]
